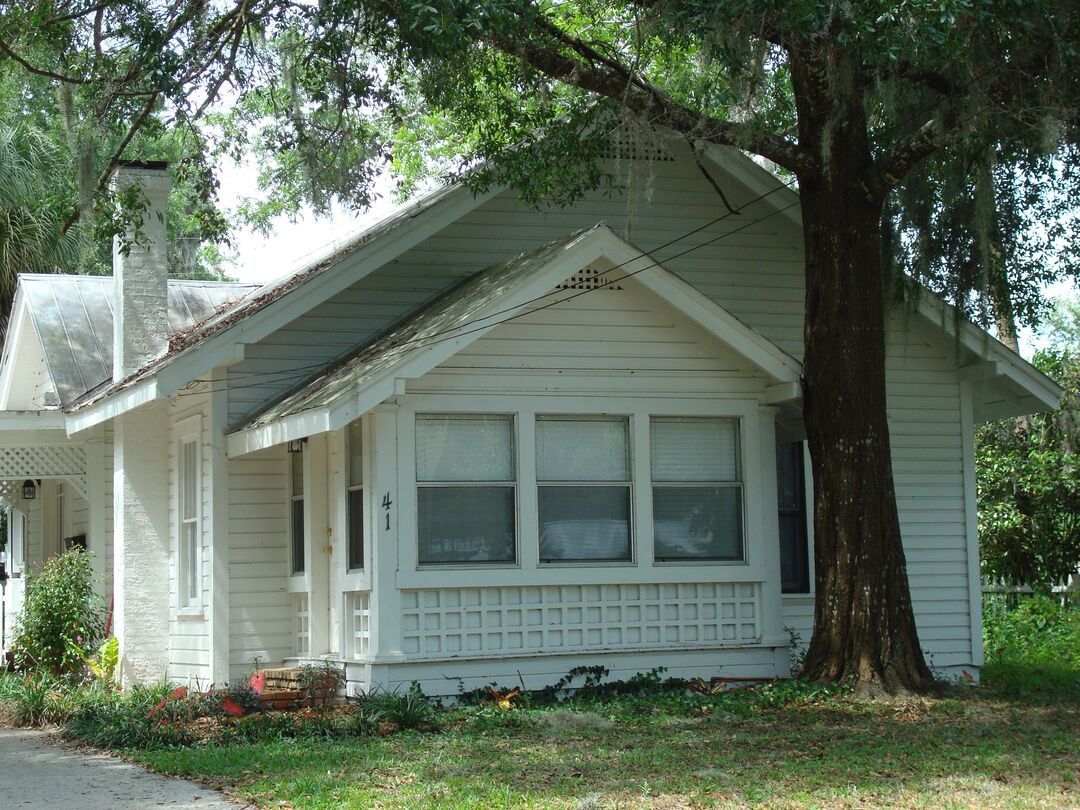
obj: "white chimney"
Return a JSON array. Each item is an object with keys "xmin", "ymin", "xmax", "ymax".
[{"xmin": 111, "ymin": 161, "xmax": 172, "ymax": 382}]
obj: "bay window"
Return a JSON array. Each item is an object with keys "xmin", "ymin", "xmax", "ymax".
[
  {"xmin": 651, "ymin": 417, "xmax": 743, "ymax": 562},
  {"xmin": 416, "ymin": 414, "xmax": 516, "ymax": 564},
  {"xmin": 537, "ymin": 415, "xmax": 632, "ymax": 563}
]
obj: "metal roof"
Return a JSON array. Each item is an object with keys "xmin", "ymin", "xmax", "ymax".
[
  {"xmin": 20, "ymin": 275, "xmax": 256, "ymax": 407},
  {"xmin": 241, "ymin": 228, "xmax": 601, "ymax": 431}
]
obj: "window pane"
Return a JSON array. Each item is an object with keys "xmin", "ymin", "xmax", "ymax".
[
  {"xmin": 651, "ymin": 418, "xmax": 738, "ymax": 482},
  {"xmin": 418, "ymin": 487, "xmax": 515, "ymax": 563},
  {"xmin": 416, "ymin": 415, "xmax": 513, "ymax": 482},
  {"xmin": 182, "ymin": 441, "xmax": 198, "ymax": 520},
  {"xmin": 777, "ymin": 440, "xmax": 810, "ymax": 593},
  {"xmin": 348, "ymin": 421, "xmax": 363, "ymax": 486},
  {"xmin": 290, "ymin": 450, "xmax": 304, "ymax": 495},
  {"xmin": 538, "ymin": 486, "xmax": 631, "ymax": 561},
  {"xmin": 653, "ymin": 486, "xmax": 743, "ymax": 561},
  {"xmin": 291, "ymin": 498, "xmax": 305, "ymax": 574},
  {"xmin": 185, "ymin": 523, "xmax": 199, "ymax": 601},
  {"xmin": 536, "ymin": 417, "xmax": 629, "ymax": 481},
  {"xmin": 347, "ymin": 488, "xmax": 364, "ymax": 570}
]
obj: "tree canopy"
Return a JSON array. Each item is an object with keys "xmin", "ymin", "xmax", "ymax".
[{"xmin": 2, "ymin": 0, "xmax": 1078, "ymax": 693}]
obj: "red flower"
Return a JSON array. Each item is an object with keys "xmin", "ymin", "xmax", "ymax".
[
  {"xmin": 220, "ymin": 697, "xmax": 245, "ymax": 717},
  {"xmin": 146, "ymin": 686, "xmax": 188, "ymax": 719},
  {"xmin": 250, "ymin": 673, "xmax": 266, "ymax": 695}
]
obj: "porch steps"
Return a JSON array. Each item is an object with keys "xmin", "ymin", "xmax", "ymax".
[{"xmin": 255, "ymin": 667, "xmax": 341, "ymax": 709}]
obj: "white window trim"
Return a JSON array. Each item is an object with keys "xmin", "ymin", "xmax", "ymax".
[
  {"xmin": 395, "ymin": 394, "xmax": 766, "ymax": 589},
  {"xmin": 650, "ymin": 416, "xmax": 746, "ymax": 565},
  {"xmin": 536, "ymin": 413, "xmax": 635, "ymax": 566},
  {"xmin": 175, "ymin": 414, "xmax": 203, "ymax": 616},
  {"xmin": 413, "ymin": 412, "xmax": 520, "ymax": 568}
]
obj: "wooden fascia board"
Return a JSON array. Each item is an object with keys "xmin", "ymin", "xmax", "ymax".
[
  {"xmin": 917, "ymin": 298, "xmax": 1061, "ymax": 412},
  {"xmin": 65, "ymin": 378, "xmax": 158, "ymax": 436},
  {"xmin": 161, "ymin": 183, "xmax": 503, "ymax": 386},
  {"xmin": 226, "ymin": 229, "xmax": 617, "ymax": 455},
  {"xmin": 597, "ymin": 229, "xmax": 802, "ymax": 384},
  {"xmin": 72, "ymin": 182, "xmax": 504, "ymax": 426}
]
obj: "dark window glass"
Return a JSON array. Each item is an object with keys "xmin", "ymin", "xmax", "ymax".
[
  {"xmin": 347, "ymin": 488, "xmax": 364, "ymax": 570},
  {"xmin": 654, "ymin": 486, "xmax": 742, "ymax": 561},
  {"xmin": 776, "ymin": 440, "xmax": 810, "ymax": 593},
  {"xmin": 418, "ymin": 487, "xmax": 516, "ymax": 564},
  {"xmin": 291, "ymin": 498, "xmax": 305, "ymax": 574},
  {"xmin": 538, "ymin": 486, "xmax": 631, "ymax": 562}
]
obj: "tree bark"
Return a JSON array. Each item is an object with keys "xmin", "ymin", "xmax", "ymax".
[{"xmin": 790, "ymin": 46, "xmax": 937, "ymax": 695}]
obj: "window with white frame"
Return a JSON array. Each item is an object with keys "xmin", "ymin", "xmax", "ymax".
[
  {"xmin": 347, "ymin": 420, "xmax": 364, "ymax": 571},
  {"xmin": 416, "ymin": 414, "xmax": 516, "ymax": 565},
  {"xmin": 651, "ymin": 417, "xmax": 743, "ymax": 562},
  {"xmin": 537, "ymin": 415, "xmax": 632, "ymax": 563},
  {"xmin": 178, "ymin": 436, "xmax": 201, "ymax": 607},
  {"xmin": 289, "ymin": 447, "xmax": 305, "ymax": 575}
]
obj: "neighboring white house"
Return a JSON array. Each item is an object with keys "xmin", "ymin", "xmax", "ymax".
[{"xmin": 0, "ymin": 136, "xmax": 1061, "ymax": 693}]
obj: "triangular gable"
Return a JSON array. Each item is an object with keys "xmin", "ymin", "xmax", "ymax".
[{"xmin": 225, "ymin": 224, "xmax": 802, "ymax": 457}]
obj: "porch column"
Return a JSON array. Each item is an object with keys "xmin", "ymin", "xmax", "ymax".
[
  {"xmin": 755, "ymin": 405, "xmax": 789, "ymax": 675},
  {"xmin": 367, "ymin": 404, "xmax": 403, "ymax": 661},
  {"xmin": 208, "ymin": 371, "xmax": 231, "ymax": 684},
  {"xmin": 113, "ymin": 402, "xmax": 170, "ymax": 684}
]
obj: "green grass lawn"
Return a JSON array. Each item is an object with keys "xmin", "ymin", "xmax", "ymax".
[{"xmin": 127, "ymin": 687, "xmax": 1079, "ymax": 809}]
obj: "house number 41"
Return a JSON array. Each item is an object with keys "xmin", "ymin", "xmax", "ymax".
[{"xmin": 382, "ymin": 492, "xmax": 393, "ymax": 530}]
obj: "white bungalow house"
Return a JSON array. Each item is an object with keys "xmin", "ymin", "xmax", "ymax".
[{"xmin": 0, "ymin": 137, "xmax": 1061, "ymax": 693}]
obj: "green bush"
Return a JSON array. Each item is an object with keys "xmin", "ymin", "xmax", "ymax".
[
  {"xmin": 10, "ymin": 548, "xmax": 105, "ymax": 675},
  {"xmin": 982, "ymin": 596, "xmax": 1080, "ymax": 701}
]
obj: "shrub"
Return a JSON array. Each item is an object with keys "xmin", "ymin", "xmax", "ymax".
[
  {"xmin": 354, "ymin": 682, "xmax": 438, "ymax": 731},
  {"xmin": 10, "ymin": 548, "xmax": 105, "ymax": 675},
  {"xmin": 982, "ymin": 596, "xmax": 1080, "ymax": 701}
]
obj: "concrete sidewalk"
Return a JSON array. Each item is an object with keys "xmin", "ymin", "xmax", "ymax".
[{"xmin": 0, "ymin": 729, "xmax": 246, "ymax": 809}]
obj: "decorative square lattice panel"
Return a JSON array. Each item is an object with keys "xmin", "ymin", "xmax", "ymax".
[
  {"xmin": 350, "ymin": 592, "xmax": 371, "ymax": 658},
  {"xmin": 295, "ymin": 595, "xmax": 310, "ymax": 656},
  {"xmin": 0, "ymin": 444, "xmax": 86, "ymax": 495},
  {"xmin": 399, "ymin": 582, "xmax": 760, "ymax": 658}
]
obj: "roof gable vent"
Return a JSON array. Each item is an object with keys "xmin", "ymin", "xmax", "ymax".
[{"xmin": 556, "ymin": 266, "xmax": 623, "ymax": 291}]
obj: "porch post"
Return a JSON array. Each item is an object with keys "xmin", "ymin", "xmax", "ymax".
[
  {"xmin": 113, "ymin": 402, "xmax": 170, "ymax": 684},
  {"xmin": 367, "ymin": 404, "xmax": 403, "ymax": 663},
  {"xmin": 208, "ymin": 370, "xmax": 231, "ymax": 684},
  {"xmin": 755, "ymin": 405, "xmax": 789, "ymax": 675}
]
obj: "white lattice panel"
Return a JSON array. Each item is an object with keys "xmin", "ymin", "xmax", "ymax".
[
  {"xmin": 0, "ymin": 444, "xmax": 86, "ymax": 495},
  {"xmin": 350, "ymin": 591, "xmax": 371, "ymax": 658},
  {"xmin": 400, "ymin": 582, "xmax": 760, "ymax": 658},
  {"xmin": 295, "ymin": 595, "xmax": 310, "ymax": 656}
]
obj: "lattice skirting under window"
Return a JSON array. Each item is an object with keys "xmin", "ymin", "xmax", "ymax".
[
  {"xmin": 294, "ymin": 594, "xmax": 310, "ymax": 656},
  {"xmin": 350, "ymin": 591, "xmax": 371, "ymax": 658},
  {"xmin": 399, "ymin": 582, "xmax": 761, "ymax": 659}
]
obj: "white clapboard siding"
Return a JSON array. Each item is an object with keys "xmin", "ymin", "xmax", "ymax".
[
  {"xmin": 225, "ymin": 155, "xmax": 805, "ymax": 426},
  {"xmin": 166, "ymin": 390, "xmax": 212, "ymax": 683},
  {"xmin": 411, "ymin": 277, "xmax": 768, "ymax": 398},
  {"xmin": 227, "ymin": 446, "xmax": 292, "ymax": 680}
]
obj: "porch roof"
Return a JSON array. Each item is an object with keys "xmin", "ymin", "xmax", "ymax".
[
  {"xmin": 17, "ymin": 275, "xmax": 256, "ymax": 407},
  {"xmin": 0, "ymin": 410, "xmax": 86, "ymax": 500},
  {"xmin": 225, "ymin": 224, "xmax": 804, "ymax": 457}
]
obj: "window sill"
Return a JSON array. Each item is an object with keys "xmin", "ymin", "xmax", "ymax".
[
  {"xmin": 176, "ymin": 608, "xmax": 205, "ymax": 621},
  {"xmin": 538, "ymin": 560, "xmax": 636, "ymax": 568},
  {"xmin": 653, "ymin": 559, "xmax": 747, "ymax": 567},
  {"xmin": 416, "ymin": 562, "xmax": 520, "ymax": 571}
]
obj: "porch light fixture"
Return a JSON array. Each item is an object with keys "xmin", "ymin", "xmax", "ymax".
[
  {"xmin": 287, "ymin": 439, "xmax": 306, "ymax": 454},
  {"xmin": 21, "ymin": 480, "xmax": 36, "ymax": 500}
]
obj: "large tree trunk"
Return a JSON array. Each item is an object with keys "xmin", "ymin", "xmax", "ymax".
[{"xmin": 790, "ymin": 47, "xmax": 937, "ymax": 695}]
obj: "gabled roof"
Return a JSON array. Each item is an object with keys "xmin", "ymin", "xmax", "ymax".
[
  {"xmin": 15, "ymin": 275, "xmax": 255, "ymax": 407},
  {"xmin": 225, "ymin": 224, "xmax": 803, "ymax": 457}
]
